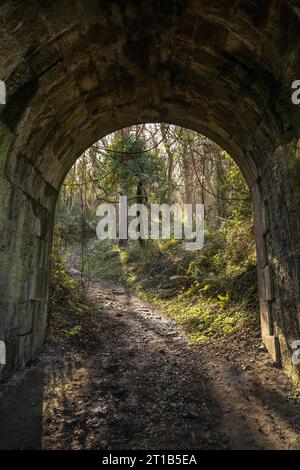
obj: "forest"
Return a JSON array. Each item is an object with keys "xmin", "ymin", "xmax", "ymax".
[{"xmin": 50, "ymin": 123, "xmax": 258, "ymax": 344}]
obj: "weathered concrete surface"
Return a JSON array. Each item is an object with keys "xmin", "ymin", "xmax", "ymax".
[{"xmin": 1, "ymin": 0, "xmax": 300, "ymax": 382}]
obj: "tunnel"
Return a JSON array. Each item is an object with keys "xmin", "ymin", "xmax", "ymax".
[{"xmin": 1, "ymin": 0, "xmax": 300, "ymax": 383}]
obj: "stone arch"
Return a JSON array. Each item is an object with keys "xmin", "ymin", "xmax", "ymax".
[{"xmin": 1, "ymin": 0, "xmax": 300, "ymax": 382}]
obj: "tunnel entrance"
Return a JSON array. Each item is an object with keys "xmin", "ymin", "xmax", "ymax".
[
  {"xmin": 1, "ymin": 0, "xmax": 300, "ymax": 386},
  {"xmin": 1, "ymin": 125, "xmax": 300, "ymax": 451},
  {"xmin": 50, "ymin": 123, "xmax": 258, "ymax": 350}
]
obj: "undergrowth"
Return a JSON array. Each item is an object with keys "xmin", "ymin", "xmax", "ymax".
[
  {"xmin": 48, "ymin": 233, "xmax": 101, "ymax": 351},
  {"xmin": 85, "ymin": 216, "xmax": 260, "ymax": 343}
]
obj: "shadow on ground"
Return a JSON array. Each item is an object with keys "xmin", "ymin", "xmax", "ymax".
[{"xmin": 0, "ymin": 273, "xmax": 300, "ymax": 450}]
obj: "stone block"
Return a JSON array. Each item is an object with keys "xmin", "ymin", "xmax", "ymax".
[
  {"xmin": 260, "ymin": 300, "xmax": 273, "ymax": 336},
  {"xmin": 262, "ymin": 335, "xmax": 281, "ymax": 365}
]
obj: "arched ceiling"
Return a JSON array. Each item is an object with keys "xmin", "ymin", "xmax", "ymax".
[{"xmin": 1, "ymin": 0, "xmax": 300, "ymax": 199}]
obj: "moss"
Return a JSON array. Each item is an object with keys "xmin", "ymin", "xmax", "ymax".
[{"xmin": 279, "ymin": 334, "xmax": 300, "ymax": 389}]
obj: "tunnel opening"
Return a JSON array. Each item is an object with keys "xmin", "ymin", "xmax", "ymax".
[
  {"xmin": 49, "ymin": 123, "xmax": 259, "ymax": 350},
  {"xmin": 1, "ymin": 0, "xmax": 300, "ymax": 432},
  {"xmin": 1, "ymin": 125, "xmax": 298, "ymax": 452}
]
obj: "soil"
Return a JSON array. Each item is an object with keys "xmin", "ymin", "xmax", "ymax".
[{"xmin": 0, "ymin": 266, "xmax": 300, "ymax": 450}]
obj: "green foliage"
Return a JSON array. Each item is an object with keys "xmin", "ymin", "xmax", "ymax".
[
  {"xmin": 85, "ymin": 208, "xmax": 259, "ymax": 343},
  {"xmin": 68, "ymin": 325, "xmax": 82, "ymax": 337},
  {"xmin": 50, "ymin": 231, "xmax": 74, "ymax": 293},
  {"xmin": 51, "ymin": 124, "xmax": 259, "ymax": 345},
  {"xmin": 220, "ymin": 151, "xmax": 252, "ymax": 219},
  {"xmin": 55, "ymin": 202, "xmax": 96, "ymax": 242},
  {"xmin": 99, "ymin": 134, "xmax": 159, "ymax": 198},
  {"xmin": 85, "ymin": 239, "xmax": 125, "ymax": 282}
]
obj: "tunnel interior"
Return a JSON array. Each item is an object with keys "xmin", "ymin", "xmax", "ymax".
[{"xmin": 1, "ymin": 0, "xmax": 300, "ymax": 382}]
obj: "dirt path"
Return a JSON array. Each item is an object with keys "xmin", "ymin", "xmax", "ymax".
[{"xmin": 1, "ymin": 268, "xmax": 300, "ymax": 450}]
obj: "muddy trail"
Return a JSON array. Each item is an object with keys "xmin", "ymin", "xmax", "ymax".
[{"xmin": 1, "ymin": 266, "xmax": 300, "ymax": 450}]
